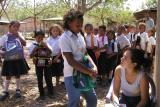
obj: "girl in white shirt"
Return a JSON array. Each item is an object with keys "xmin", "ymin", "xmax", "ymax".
[
  {"xmin": 84, "ymin": 23, "xmax": 98, "ymax": 65},
  {"xmin": 46, "ymin": 24, "xmax": 64, "ymax": 86}
]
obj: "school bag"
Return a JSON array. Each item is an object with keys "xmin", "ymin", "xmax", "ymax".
[
  {"xmin": 3, "ymin": 34, "xmax": 24, "ymax": 61},
  {"xmin": 72, "ymin": 55, "xmax": 96, "ymax": 91},
  {"xmin": 33, "ymin": 43, "xmax": 51, "ymax": 67}
]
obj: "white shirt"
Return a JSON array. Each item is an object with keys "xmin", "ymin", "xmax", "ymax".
[
  {"xmin": 147, "ymin": 36, "xmax": 156, "ymax": 53},
  {"xmin": 59, "ymin": 30, "xmax": 86, "ymax": 77},
  {"xmin": 85, "ymin": 34, "xmax": 98, "ymax": 48},
  {"xmin": 97, "ymin": 35, "xmax": 108, "ymax": 48},
  {"xmin": 135, "ymin": 32, "xmax": 149, "ymax": 51},
  {"xmin": 116, "ymin": 34, "xmax": 131, "ymax": 49},
  {"xmin": 46, "ymin": 36, "xmax": 61, "ymax": 56},
  {"xmin": 146, "ymin": 18, "xmax": 154, "ymax": 31},
  {"xmin": 28, "ymin": 41, "xmax": 38, "ymax": 55}
]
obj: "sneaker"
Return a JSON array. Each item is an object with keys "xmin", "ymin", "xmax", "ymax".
[
  {"xmin": 14, "ymin": 89, "xmax": 21, "ymax": 98},
  {"xmin": 0, "ymin": 91, "xmax": 9, "ymax": 101}
]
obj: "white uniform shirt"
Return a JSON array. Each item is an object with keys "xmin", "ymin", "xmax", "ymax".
[
  {"xmin": 116, "ymin": 34, "xmax": 131, "ymax": 49},
  {"xmin": 135, "ymin": 32, "xmax": 149, "ymax": 51},
  {"xmin": 97, "ymin": 35, "xmax": 108, "ymax": 52},
  {"xmin": 147, "ymin": 36, "xmax": 156, "ymax": 53},
  {"xmin": 59, "ymin": 30, "xmax": 86, "ymax": 77},
  {"xmin": 46, "ymin": 36, "xmax": 61, "ymax": 56},
  {"xmin": 85, "ymin": 34, "xmax": 98, "ymax": 48}
]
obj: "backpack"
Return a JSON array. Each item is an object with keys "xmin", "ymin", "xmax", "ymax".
[
  {"xmin": 72, "ymin": 55, "xmax": 96, "ymax": 91},
  {"xmin": 3, "ymin": 34, "xmax": 24, "ymax": 61},
  {"xmin": 33, "ymin": 43, "xmax": 51, "ymax": 67}
]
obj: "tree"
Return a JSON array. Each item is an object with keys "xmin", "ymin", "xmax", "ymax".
[
  {"xmin": 154, "ymin": 0, "xmax": 160, "ymax": 107},
  {"xmin": 63, "ymin": 0, "xmax": 102, "ymax": 13},
  {"xmin": 146, "ymin": 0, "xmax": 157, "ymax": 8},
  {"xmin": 0, "ymin": 0, "xmax": 10, "ymax": 20},
  {"xmin": 87, "ymin": 0, "xmax": 134, "ymax": 25}
]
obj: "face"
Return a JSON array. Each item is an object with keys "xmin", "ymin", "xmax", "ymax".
[
  {"xmin": 129, "ymin": 27, "xmax": 136, "ymax": 33},
  {"xmin": 9, "ymin": 23, "xmax": 20, "ymax": 34},
  {"xmin": 36, "ymin": 36, "xmax": 44, "ymax": 43},
  {"xmin": 94, "ymin": 29, "xmax": 98, "ymax": 35},
  {"xmin": 139, "ymin": 25, "xmax": 145, "ymax": 33},
  {"xmin": 147, "ymin": 30, "xmax": 153, "ymax": 37},
  {"xmin": 85, "ymin": 26, "xmax": 93, "ymax": 35},
  {"xmin": 98, "ymin": 28, "xmax": 105, "ymax": 36},
  {"xmin": 121, "ymin": 50, "xmax": 133, "ymax": 68},
  {"xmin": 69, "ymin": 19, "xmax": 83, "ymax": 33},
  {"xmin": 51, "ymin": 27, "xmax": 60, "ymax": 38},
  {"xmin": 108, "ymin": 32, "xmax": 114, "ymax": 40}
]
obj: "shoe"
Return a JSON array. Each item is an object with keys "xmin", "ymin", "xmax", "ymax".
[
  {"xmin": 37, "ymin": 95, "xmax": 45, "ymax": 100},
  {"xmin": 14, "ymin": 89, "xmax": 21, "ymax": 98},
  {"xmin": 48, "ymin": 94, "xmax": 54, "ymax": 99},
  {"xmin": 0, "ymin": 91, "xmax": 9, "ymax": 101}
]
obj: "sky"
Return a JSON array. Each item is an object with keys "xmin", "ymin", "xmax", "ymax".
[{"xmin": 124, "ymin": 0, "xmax": 147, "ymax": 11}]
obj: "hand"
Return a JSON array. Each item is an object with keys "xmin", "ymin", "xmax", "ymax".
[{"xmin": 89, "ymin": 70, "xmax": 97, "ymax": 79}]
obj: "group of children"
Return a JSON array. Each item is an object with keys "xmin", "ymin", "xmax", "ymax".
[{"xmin": 0, "ymin": 19, "xmax": 156, "ymax": 102}]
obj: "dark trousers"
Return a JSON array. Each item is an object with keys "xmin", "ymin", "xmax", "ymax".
[{"xmin": 35, "ymin": 66, "xmax": 54, "ymax": 96}]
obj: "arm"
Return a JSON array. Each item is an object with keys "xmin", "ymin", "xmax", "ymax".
[
  {"xmin": 136, "ymin": 75, "xmax": 149, "ymax": 107},
  {"xmin": 63, "ymin": 52, "xmax": 97, "ymax": 78},
  {"xmin": 112, "ymin": 66, "xmax": 121, "ymax": 104},
  {"xmin": 86, "ymin": 54, "xmax": 97, "ymax": 72},
  {"xmin": 17, "ymin": 33, "xmax": 26, "ymax": 46}
]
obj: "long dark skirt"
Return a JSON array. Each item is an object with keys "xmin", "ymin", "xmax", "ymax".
[
  {"xmin": 49, "ymin": 56, "xmax": 64, "ymax": 77},
  {"xmin": 2, "ymin": 59, "xmax": 29, "ymax": 76},
  {"xmin": 87, "ymin": 49, "xmax": 97, "ymax": 66},
  {"xmin": 98, "ymin": 52, "xmax": 107, "ymax": 75}
]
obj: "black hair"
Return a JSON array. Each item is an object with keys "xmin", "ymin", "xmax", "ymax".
[
  {"xmin": 9, "ymin": 20, "xmax": 20, "ymax": 28},
  {"xmin": 127, "ymin": 48, "xmax": 152, "ymax": 72},
  {"xmin": 107, "ymin": 30, "xmax": 116, "ymax": 40},
  {"xmin": 63, "ymin": 9, "xmax": 84, "ymax": 30},
  {"xmin": 34, "ymin": 30, "xmax": 45, "ymax": 38},
  {"xmin": 99, "ymin": 25, "xmax": 106, "ymax": 31},
  {"xmin": 84, "ymin": 23, "xmax": 93, "ymax": 30}
]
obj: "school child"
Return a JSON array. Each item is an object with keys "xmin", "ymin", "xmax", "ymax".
[
  {"xmin": 96, "ymin": 25, "xmax": 108, "ymax": 86},
  {"xmin": 128, "ymin": 24, "xmax": 137, "ymax": 47},
  {"xmin": 135, "ymin": 23, "xmax": 149, "ymax": 52},
  {"xmin": 84, "ymin": 23, "xmax": 98, "ymax": 65},
  {"xmin": 28, "ymin": 30, "xmax": 54, "ymax": 100},
  {"xmin": 106, "ymin": 30, "xmax": 118, "ymax": 80},
  {"xmin": 46, "ymin": 24, "xmax": 64, "ymax": 86},
  {"xmin": 147, "ymin": 28, "xmax": 156, "ymax": 59},
  {"xmin": 116, "ymin": 25, "xmax": 131, "ymax": 65},
  {"xmin": 0, "ymin": 21, "xmax": 29, "ymax": 101}
]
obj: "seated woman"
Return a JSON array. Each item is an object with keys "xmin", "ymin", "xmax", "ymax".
[{"xmin": 112, "ymin": 48, "xmax": 151, "ymax": 107}]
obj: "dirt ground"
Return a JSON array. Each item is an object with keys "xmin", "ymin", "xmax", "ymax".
[{"xmin": 0, "ymin": 40, "xmax": 110, "ymax": 107}]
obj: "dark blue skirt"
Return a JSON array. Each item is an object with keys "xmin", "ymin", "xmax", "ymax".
[
  {"xmin": 49, "ymin": 56, "xmax": 64, "ymax": 77},
  {"xmin": 1, "ymin": 59, "xmax": 30, "ymax": 76}
]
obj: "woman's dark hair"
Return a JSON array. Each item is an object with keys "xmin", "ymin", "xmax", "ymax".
[
  {"xmin": 84, "ymin": 23, "xmax": 93, "ymax": 30},
  {"xmin": 9, "ymin": 21, "xmax": 20, "ymax": 28},
  {"xmin": 127, "ymin": 48, "xmax": 152, "ymax": 72},
  {"xmin": 63, "ymin": 9, "xmax": 84, "ymax": 30},
  {"xmin": 34, "ymin": 30, "xmax": 45, "ymax": 38},
  {"xmin": 99, "ymin": 25, "xmax": 106, "ymax": 31}
]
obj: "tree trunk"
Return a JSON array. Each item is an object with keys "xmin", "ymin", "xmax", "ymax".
[{"xmin": 154, "ymin": 0, "xmax": 160, "ymax": 107}]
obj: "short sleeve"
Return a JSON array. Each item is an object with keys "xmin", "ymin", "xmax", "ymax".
[
  {"xmin": 59, "ymin": 35, "xmax": 72, "ymax": 53},
  {"xmin": 0, "ymin": 35, "xmax": 7, "ymax": 47},
  {"xmin": 28, "ymin": 43, "xmax": 36, "ymax": 55},
  {"xmin": 150, "ymin": 37, "xmax": 156, "ymax": 45}
]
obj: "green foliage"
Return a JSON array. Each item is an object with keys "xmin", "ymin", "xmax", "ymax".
[
  {"xmin": 87, "ymin": 0, "xmax": 135, "ymax": 25},
  {"xmin": 146, "ymin": 0, "xmax": 157, "ymax": 8}
]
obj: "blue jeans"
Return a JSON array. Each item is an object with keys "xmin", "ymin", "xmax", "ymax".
[{"xmin": 65, "ymin": 76, "xmax": 97, "ymax": 107}]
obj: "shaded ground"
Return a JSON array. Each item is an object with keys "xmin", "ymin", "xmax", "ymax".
[{"xmin": 0, "ymin": 40, "xmax": 109, "ymax": 107}]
